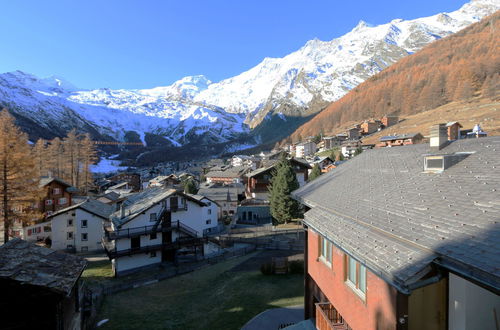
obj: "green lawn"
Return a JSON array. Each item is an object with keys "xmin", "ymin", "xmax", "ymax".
[
  {"xmin": 97, "ymin": 253, "xmax": 304, "ymax": 330},
  {"xmin": 81, "ymin": 260, "xmax": 114, "ymax": 288}
]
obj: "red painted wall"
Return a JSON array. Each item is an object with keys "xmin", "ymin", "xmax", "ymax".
[{"xmin": 308, "ymin": 228, "xmax": 399, "ymax": 330}]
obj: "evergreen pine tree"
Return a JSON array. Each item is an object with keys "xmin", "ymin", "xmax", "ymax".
[
  {"xmin": 184, "ymin": 179, "xmax": 198, "ymax": 194},
  {"xmin": 0, "ymin": 109, "xmax": 42, "ymax": 242},
  {"xmin": 268, "ymin": 157, "xmax": 302, "ymax": 224},
  {"xmin": 308, "ymin": 163, "xmax": 322, "ymax": 182}
]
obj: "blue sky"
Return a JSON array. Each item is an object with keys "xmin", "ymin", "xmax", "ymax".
[{"xmin": 0, "ymin": 0, "xmax": 469, "ymax": 89}]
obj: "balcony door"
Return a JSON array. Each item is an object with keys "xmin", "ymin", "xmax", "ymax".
[
  {"xmin": 170, "ymin": 197, "xmax": 178, "ymax": 211},
  {"xmin": 162, "ymin": 211, "xmax": 175, "ymax": 262},
  {"xmin": 131, "ymin": 236, "xmax": 140, "ymax": 250}
]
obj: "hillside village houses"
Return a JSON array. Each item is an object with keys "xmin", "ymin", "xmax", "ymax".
[
  {"xmin": 295, "ymin": 141, "xmax": 317, "ymax": 158},
  {"xmin": 48, "ymin": 199, "xmax": 113, "ymax": 253},
  {"xmin": 292, "ymin": 128, "xmax": 500, "ymax": 330},
  {"xmin": 102, "ymin": 187, "xmax": 218, "ymax": 276}
]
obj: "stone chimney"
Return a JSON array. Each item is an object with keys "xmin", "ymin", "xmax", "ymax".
[
  {"xmin": 120, "ymin": 204, "xmax": 125, "ymax": 218},
  {"xmin": 430, "ymin": 124, "xmax": 448, "ymax": 150}
]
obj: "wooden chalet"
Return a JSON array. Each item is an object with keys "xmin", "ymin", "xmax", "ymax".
[
  {"xmin": 38, "ymin": 177, "xmax": 78, "ymax": 217},
  {"xmin": 245, "ymin": 158, "xmax": 311, "ymax": 199},
  {"xmin": 0, "ymin": 239, "xmax": 88, "ymax": 330}
]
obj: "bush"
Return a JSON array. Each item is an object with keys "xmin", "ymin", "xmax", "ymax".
[
  {"xmin": 260, "ymin": 262, "xmax": 274, "ymax": 275},
  {"xmin": 288, "ymin": 260, "xmax": 304, "ymax": 274}
]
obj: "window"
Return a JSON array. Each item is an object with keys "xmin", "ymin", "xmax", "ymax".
[
  {"xmin": 43, "ymin": 226, "xmax": 51, "ymax": 232},
  {"xmin": 67, "ymin": 244, "xmax": 73, "ymax": 249},
  {"xmin": 208, "ymin": 209, "xmax": 211, "ymax": 215},
  {"xmin": 150, "ymin": 232, "xmax": 157, "ymax": 240},
  {"xmin": 150, "ymin": 213, "xmax": 157, "ymax": 222},
  {"xmin": 67, "ymin": 219, "xmax": 73, "ymax": 227},
  {"xmin": 67, "ymin": 232, "xmax": 73, "ymax": 240},
  {"xmin": 58, "ymin": 197, "xmax": 67, "ymax": 205},
  {"xmin": 81, "ymin": 220, "xmax": 88, "ymax": 228},
  {"xmin": 150, "ymin": 251, "xmax": 157, "ymax": 258},
  {"xmin": 27, "ymin": 229, "xmax": 32, "ymax": 236},
  {"xmin": 319, "ymin": 235, "xmax": 332, "ymax": 265},
  {"xmin": 206, "ymin": 219, "xmax": 211, "ymax": 225},
  {"xmin": 81, "ymin": 233, "xmax": 88, "ymax": 241},
  {"xmin": 53, "ymin": 188, "xmax": 61, "ymax": 195},
  {"xmin": 81, "ymin": 246, "xmax": 88, "ymax": 252},
  {"xmin": 45, "ymin": 199, "xmax": 53, "ymax": 206},
  {"xmin": 345, "ymin": 255, "xmax": 367, "ymax": 297}
]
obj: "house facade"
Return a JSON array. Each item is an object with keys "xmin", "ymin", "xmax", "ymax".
[
  {"xmin": 107, "ymin": 172, "xmax": 141, "ymax": 192},
  {"xmin": 102, "ymin": 187, "xmax": 218, "ymax": 276},
  {"xmin": 296, "ymin": 141, "xmax": 317, "ymax": 158},
  {"xmin": 198, "ymin": 182, "xmax": 244, "ymax": 219},
  {"xmin": 376, "ymin": 133, "xmax": 424, "ymax": 148},
  {"xmin": 245, "ymin": 158, "xmax": 311, "ymax": 199},
  {"xmin": 38, "ymin": 177, "xmax": 77, "ymax": 217},
  {"xmin": 49, "ymin": 199, "xmax": 113, "ymax": 253},
  {"xmin": 293, "ymin": 135, "xmax": 500, "ymax": 330}
]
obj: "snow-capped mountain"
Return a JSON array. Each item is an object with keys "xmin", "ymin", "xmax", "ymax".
[
  {"xmin": 193, "ymin": 0, "xmax": 500, "ymax": 127},
  {"xmin": 0, "ymin": 71, "xmax": 247, "ymax": 145},
  {"xmin": 0, "ymin": 0, "xmax": 497, "ymax": 151}
]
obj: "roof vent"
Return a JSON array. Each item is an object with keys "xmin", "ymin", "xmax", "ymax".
[{"xmin": 424, "ymin": 152, "xmax": 473, "ymax": 173}]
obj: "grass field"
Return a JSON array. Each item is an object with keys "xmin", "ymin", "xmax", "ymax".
[{"xmin": 96, "ymin": 253, "xmax": 304, "ymax": 330}]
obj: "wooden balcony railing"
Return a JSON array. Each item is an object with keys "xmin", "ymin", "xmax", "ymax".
[{"xmin": 315, "ymin": 302, "xmax": 351, "ymax": 330}]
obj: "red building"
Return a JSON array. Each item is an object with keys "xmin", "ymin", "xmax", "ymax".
[
  {"xmin": 38, "ymin": 177, "xmax": 77, "ymax": 217},
  {"xmin": 293, "ymin": 136, "xmax": 500, "ymax": 330}
]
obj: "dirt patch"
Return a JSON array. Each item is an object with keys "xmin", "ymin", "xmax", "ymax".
[{"xmin": 229, "ymin": 250, "xmax": 303, "ymax": 272}]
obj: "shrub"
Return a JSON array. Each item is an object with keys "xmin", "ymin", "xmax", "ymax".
[
  {"xmin": 288, "ymin": 260, "xmax": 304, "ymax": 274},
  {"xmin": 260, "ymin": 262, "xmax": 274, "ymax": 275}
]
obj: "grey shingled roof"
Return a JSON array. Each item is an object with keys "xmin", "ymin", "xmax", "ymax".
[
  {"xmin": 48, "ymin": 198, "xmax": 114, "ymax": 220},
  {"xmin": 0, "ymin": 239, "xmax": 87, "ymax": 296},
  {"xmin": 110, "ymin": 187, "xmax": 178, "ymax": 227},
  {"xmin": 198, "ymin": 183, "xmax": 244, "ymax": 202},
  {"xmin": 293, "ymin": 137, "xmax": 500, "ymax": 293},
  {"xmin": 379, "ymin": 133, "xmax": 421, "ymax": 142}
]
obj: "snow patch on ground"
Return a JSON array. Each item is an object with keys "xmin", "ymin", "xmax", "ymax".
[{"xmin": 91, "ymin": 157, "xmax": 128, "ymax": 174}]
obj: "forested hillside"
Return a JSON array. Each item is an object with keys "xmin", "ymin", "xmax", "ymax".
[{"xmin": 288, "ymin": 11, "xmax": 500, "ymax": 141}]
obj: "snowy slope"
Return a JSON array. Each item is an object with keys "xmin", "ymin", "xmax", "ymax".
[
  {"xmin": 0, "ymin": 0, "xmax": 497, "ymax": 148},
  {"xmin": 193, "ymin": 0, "xmax": 500, "ymax": 126}
]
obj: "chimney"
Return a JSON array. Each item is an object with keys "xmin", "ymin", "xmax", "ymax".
[
  {"xmin": 120, "ymin": 204, "xmax": 125, "ymax": 218},
  {"xmin": 430, "ymin": 124, "xmax": 448, "ymax": 150}
]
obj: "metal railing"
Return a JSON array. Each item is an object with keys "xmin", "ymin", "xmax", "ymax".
[
  {"xmin": 105, "ymin": 220, "xmax": 199, "ymax": 240},
  {"xmin": 102, "ymin": 236, "xmax": 206, "ymax": 259}
]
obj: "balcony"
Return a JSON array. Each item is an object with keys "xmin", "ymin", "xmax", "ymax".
[
  {"xmin": 104, "ymin": 220, "xmax": 199, "ymax": 240},
  {"xmin": 315, "ymin": 302, "xmax": 351, "ymax": 330},
  {"xmin": 102, "ymin": 236, "xmax": 206, "ymax": 258}
]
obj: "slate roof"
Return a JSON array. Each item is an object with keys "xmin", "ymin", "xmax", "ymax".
[
  {"xmin": 205, "ymin": 165, "xmax": 251, "ymax": 178},
  {"xmin": 379, "ymin": 133, "xmax": 422, "ymax": 142},
  {"xmin": 48, "ymin": 198, "xmax": 114, "ymax": 220},
  {"xmin": 110, "ymin": 187, "xmax": 178, "ymax": 227},
  {"xmin": 246, "ymin": 158, "xmax": 312, "ymax": 178},
  {"xmin": 293, "ymin": 137, "xmax": 500, "ymax": 293},
  {"xmin": 39, "ymin": 177, "xmax": 78, "ymax": 192},
  {"xmin": 198, "ymin": 183, "xmax": 244, "ymax": 202},
  {"xmin": 0, "ymin": 239, "xmax": 87, "ymax": 296}
]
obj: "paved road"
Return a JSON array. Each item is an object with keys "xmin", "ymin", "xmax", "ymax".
[{"xmin": 241, "ymin": 305, "xmax": 304, "ymax": 330}]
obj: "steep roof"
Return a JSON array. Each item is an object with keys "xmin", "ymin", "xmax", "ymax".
[
  {"xmin": 48, "ymin": 198, "xmax": 114, "ymax": 220},
  {"xmin": 293, "ymin": 137, "xmax": 500, "ymax": 293},
  {"xmin": 110, "ymin": 187, "xmax": 178, "ymax": 227},
  {"xmin": 198, "ymin": 183, "xmax": 244, "ymax": 202},
  {"xmin": 39, "ymin": 177, "xmax": 78, "ymax": 192},
  {"xmin": 0, "ymin": 239, "xmax": 87, "ymax": 296}
]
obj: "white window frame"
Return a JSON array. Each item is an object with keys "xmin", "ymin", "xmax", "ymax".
[
  {"xmin": 319, "ymin": 235, "xmax": 332, "ymax": 266},
  {"xmin": 345, "ymin": 255, "xmax": 367, "ymax": 299}
]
